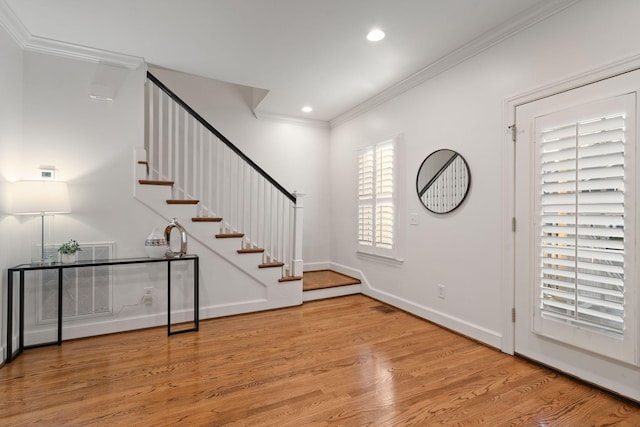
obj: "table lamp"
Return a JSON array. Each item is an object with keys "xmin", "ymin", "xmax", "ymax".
[{"xmin": 10, "ymin": 180, "xmax": 71, "ymax": 264}]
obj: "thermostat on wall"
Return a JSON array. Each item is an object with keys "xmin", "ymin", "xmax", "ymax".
[{"xmin": 39, "ymin": 166, "xmax": 56, "ymax": 180}]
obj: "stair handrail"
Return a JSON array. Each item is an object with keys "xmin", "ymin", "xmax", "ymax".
[{"xmin": 146, "ymin": 71, "xmax": 296, "ymax": 204}]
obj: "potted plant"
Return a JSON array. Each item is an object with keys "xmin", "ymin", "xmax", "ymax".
[{"xmin": 58, "ymin": 239, "xmax": 81, "ymax": 263}]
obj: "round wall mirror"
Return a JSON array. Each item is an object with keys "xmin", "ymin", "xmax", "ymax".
[{"xmin": 416, "ymin": 149, "xmax": 470, "ymax": 214}]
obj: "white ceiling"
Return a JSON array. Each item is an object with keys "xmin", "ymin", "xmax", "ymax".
[{"xmin": 4, "ymin": 0, "xmax": 569, "ymax": 123}]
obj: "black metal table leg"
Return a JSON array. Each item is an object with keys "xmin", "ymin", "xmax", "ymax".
[
  {"xmin": 57, "ymin": 266, "xmax": 63, "ymax": 345},
  {"xmin": 167, "ymin": 257, "xmax": 198, "ymax": 336},
  {"xmin": 167, "ymin": 261, "xmax": 172, "ymax": 335},
  {"xmin": 19, "ymin": 271, "xmax": 25, "ymax": 353},
  {"xmin": 6, "ymin": 270, "xmax": 13, "ymax": 363},
  {"xmin": 194, "ymin": 257, "xmax": 199, "ymax": 331}
]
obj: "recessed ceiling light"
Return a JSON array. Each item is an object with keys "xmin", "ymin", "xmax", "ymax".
[
  {"xmin": 366, "ymin": 28, "xmax": 385, "ymax": 42},
  {"xmin": 301, "ymin": 106, "xmax": 313, "ymax": 113}
]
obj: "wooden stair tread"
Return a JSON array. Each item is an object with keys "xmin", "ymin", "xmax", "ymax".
[
  {"xmin": 302, "ymin": 270, "xmax": 361, "ymax": 291},
  {"xmin": 139, "ymin": 179, "xmax": 174, "ymax": 186},
  {"xmin": 167, "ymin": 199, "xmax": 199, "ymax": 205},
  {"xmin": 216, "ymin": 233, "xmax": 244, "ymax": 238},
  {"xmin": 259, "ymin": 262, "xmax": 285, "ymax": 269},
  {"xmin": 192, "ymin": 217, "xmax": 222, "ymax": 222},
  {"xmin": 279, "ymin": 276, "xmax": 303, "ymax": 282},
  {"xmin": 237, "ymin": 248, "xmax": 265, "ymax": 254}
]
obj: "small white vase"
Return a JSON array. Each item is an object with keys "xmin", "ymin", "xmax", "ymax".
[
  {"xmin": 61, "ymin": 253, "xmax": 77, "ymax": 264},
  {"xmin": 145, "ymin": 227, "xmax": 167, "ymax": 258}
]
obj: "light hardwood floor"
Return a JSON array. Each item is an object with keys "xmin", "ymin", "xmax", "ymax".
[{"xmin": 1, "ymin": 295, "xmax": 639, "ymax": 426}]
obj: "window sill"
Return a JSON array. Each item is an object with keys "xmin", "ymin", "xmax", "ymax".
[{"xmin": 357, "ymin": 251, "xmax": 404, "ymax": 266}]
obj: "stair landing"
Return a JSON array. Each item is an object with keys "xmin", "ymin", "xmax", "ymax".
[{"xmin": 303, "ymin": 270, "xmax": 361, "ymax": 292}]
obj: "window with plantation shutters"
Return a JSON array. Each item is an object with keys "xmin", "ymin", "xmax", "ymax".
[
  {"xmin": 532, "ymin": 92, "xmax": 637, "ymax": 363},
  {"xmin": 358, "ymin": 147, "xmax": 374, "ymax": 247},
  {"xmin": 358, "ymin": 139, "xmax": 396, "ymax": 257}
]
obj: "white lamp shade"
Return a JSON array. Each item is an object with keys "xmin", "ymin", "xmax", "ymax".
[{"xmin": 11, "ymin": 180, "xmax": 71, "ymax": 215}]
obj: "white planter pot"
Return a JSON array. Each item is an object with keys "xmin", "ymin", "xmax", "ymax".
[{"xmin": 61, "ymin": 253, "xmax": 77, "ymax": 264}]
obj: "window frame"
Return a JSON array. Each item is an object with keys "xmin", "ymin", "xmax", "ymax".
[{"xmin": 357, "ymin": 136, "xmax": 403, "ymax": 263}]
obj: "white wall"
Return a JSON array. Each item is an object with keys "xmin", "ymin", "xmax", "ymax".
[
  {"xmin": 13, "ymin": 52, "xmax": 183, "ymax": 343},
  {"xmin": 20, "ymin": 52, "xmax": 148, "ymax": 255},
  {"xmin": 146, "ymin": 66, "xmax": 331, "ymax": 264},
  {"xmin": 329, "ymin": 0, "xmax": 640, "ymax": 348},
  {"xmin": 0, "ymin": 23, "xmax": 24, "ymax": 361}
]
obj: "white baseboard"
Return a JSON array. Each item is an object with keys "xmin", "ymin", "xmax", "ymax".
[
  {"xmin": 325, "ymin": 261, "xmax": 503, "ymax": 350},
  {"xmin": 302, "ymin": 261, "xmax": 331, "ymax": 272},
  {"xmin": 199, "ymin": 298, "xmax": 301, "ymax": 319},
  {"xmin": 363, "ymin": 287, "xmax": 503, "ymax": 349},
  {"xmin": 24, "ymin": 312, "xmax": 172, "ymax": 344},
  {"xmin": 20, "ymin": 297, "xmax": 302, "ymax": 346}
]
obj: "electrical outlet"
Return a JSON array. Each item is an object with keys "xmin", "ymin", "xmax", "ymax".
[
  {"xmin": 437, "ymin": 284, "xmax": 446, "ymax": 299},
  {"xmin": 409, "ymin": 213, "xmax": 419, "ymax": 225},
  {"xmin": 143, "ymin": 287, "xmax": 153, "ymax": 305}
]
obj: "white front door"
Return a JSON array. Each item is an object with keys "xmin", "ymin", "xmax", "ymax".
[{"xmin": 514, "ymin": 70, "xmax": 640, "ymax": 401}]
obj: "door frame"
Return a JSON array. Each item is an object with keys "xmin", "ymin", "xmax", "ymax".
[{"xmin": 501, "ymin": 52, "xmax": 640, "ymax": 355}]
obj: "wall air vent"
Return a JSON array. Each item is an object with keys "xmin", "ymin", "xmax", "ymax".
[{"xmin": 38, "ymin": 243, "xmax": 115, "ymax": 324}]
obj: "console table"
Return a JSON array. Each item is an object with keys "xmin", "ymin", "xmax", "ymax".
[{"xmin": 6, "ymin": 255, "xmax": 199, "ymax": 363}]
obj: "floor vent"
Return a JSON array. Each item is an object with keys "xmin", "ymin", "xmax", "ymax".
[{"xmin": 372, "ymin": 305, "xmax": 396, "ymax": 314}]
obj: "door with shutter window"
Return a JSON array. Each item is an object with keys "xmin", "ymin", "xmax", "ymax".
[{"xmin": 514, "ymin": 70, "xmax": 639, "ymax": 400}]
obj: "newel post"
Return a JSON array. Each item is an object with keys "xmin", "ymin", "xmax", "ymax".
[{"xmin": 292, "ymin": 191, "xmax": 305, "ymax": 277}]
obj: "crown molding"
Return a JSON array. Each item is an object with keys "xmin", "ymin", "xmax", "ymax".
[
  {"xmin": 24, "ymin": 36, "xmax": 144, "ymax": 69},
  {"xmin": 330, "ymin": 0, "xmax": 582, "ymax": 128},
  {"xmin": 0, "ymin": 0, "xmax": 29, "ymax": 47},
  {"xmin": 0, "ymin": 0, "xmax": 143, "ymax": 69},
  {"xmin": 254, "ymin": 111, "xmax": 330, "ymax": 129}
]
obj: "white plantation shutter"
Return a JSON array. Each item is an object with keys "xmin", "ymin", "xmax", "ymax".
[
  {"xmin": 539, "ymin": 114, "xmax": 625, "ymax": 333},
  {"xmin": 358, "ymin": 140, "xmax": 396, "ymax": 256},
  {"xmin": 358, "ymin": 147, "xmax": 374, "ymax": 247},
  {"xmin": 375, "ymin": 142, "xmax": 394, "ymax": 249},
  {"xmin": 533, "ymin": 93, "xmax": 637, "ymax": 364}
]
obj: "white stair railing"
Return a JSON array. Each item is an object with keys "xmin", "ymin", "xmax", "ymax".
[{"xmin": 145, "ymin": 71, "xmax": 303, "ymax": 278}]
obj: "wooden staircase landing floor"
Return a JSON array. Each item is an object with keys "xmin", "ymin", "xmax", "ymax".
[{"xmin": 303, "ymin": 270, "xmax": 361, "ymax": 292}]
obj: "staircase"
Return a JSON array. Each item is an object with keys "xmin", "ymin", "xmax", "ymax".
[{"xmin": 135, "ymin": 71, "xmax": 303, "ymax": 290}]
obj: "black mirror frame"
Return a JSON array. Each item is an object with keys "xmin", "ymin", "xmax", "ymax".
[{"xmin": 416, "ymin": 149, "xmax": 471, "ymax": 214}]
